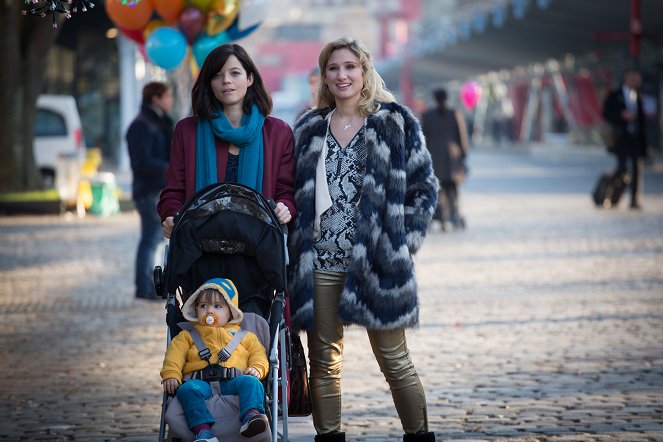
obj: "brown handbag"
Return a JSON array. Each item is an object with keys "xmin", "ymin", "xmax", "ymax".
[{"xmin": 288, "ymin": 333, "xmax": 312, "ymax": 416}]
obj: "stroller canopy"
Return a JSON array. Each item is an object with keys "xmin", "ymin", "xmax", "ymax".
[{"xmin": 165, "ymin": 183, "xmax": 287, "ymax": 307}]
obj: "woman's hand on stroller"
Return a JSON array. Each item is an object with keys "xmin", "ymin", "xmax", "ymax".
[
  {"xmin": 274, "ymin": 202, "xmax": 291, "ymax": 225},
  {"xmin": 162, "ymin": 378, "xmax": 180, "ymax": 395},
  {"xmin": 162, "ymin": 217, "xmax": 175, "ymax": 238},
  {"xmin": 244, "ymin": 367, "xmax": 261, "ymax": 378}
]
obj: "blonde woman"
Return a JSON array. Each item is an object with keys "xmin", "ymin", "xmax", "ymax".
[{"xmin": 289, "ymin": 37, "xmax": 439, "ymax": 442}]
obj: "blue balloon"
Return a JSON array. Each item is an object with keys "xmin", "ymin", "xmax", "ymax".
[
  {"xmin": 145, "ymin": 27, "xmax": 187, "ymax": 70},
  {"xmin": 226, "ymin": 18, "xmax": 260, "ymax": 41},
  {"xmin": 192, "ymin": 32, "xmax": 230, "ymax": 68}
]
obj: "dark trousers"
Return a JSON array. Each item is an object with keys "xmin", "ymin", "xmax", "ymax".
[
  {"xmin": 613, "ymin": 144, "xmax": 642, "ymax": 205},
  {"xmin": 134, "ymin": 192, "xmax": 163, "ymax": 298},
  {"xmin": 433, "ymin": 181, "xmax": 459, "ymax": 223}
]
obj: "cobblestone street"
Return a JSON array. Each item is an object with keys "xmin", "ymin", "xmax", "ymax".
[{"xmin": 1, "ymin": 146, "xmax": 662, "ymax": 441}]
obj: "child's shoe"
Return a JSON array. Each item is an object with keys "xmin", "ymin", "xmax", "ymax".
[
  {"xmin": 194, "ymin": 429, "xmax": 219, "ymax": 442},
  {"xmin": 240, "ymin": 410, "xmax": 268, "ymax": 437}
]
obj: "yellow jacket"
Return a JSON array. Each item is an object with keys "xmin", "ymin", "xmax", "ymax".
[{"xmin": 160, "ymin": 323, "xmax": 269, "ymax": 384}]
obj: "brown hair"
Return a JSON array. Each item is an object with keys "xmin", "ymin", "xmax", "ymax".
[
  {"xmin": 195, "ymin": 288, "xmax": 226, "ymax": 310},
  {"xmin": 142, "ymin": 82, "xmax": 170, "ymax": 105},
  {"xmin": 192, "ymin": 44, "xmax": 272, "ymax": 119}
]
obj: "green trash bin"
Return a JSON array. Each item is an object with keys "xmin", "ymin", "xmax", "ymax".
[{"xmin": 89, "ymin": 172, "xmax": 119, "ymax": 216}]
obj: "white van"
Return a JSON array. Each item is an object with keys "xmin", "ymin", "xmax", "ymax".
[{"xmin": 34, "ymin": 95, "xmax": 85, "ymax": 186}]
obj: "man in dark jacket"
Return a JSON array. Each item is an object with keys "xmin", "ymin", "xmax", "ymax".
[
  {"xmin": 602, "ymin": 69, "xmax": 649, "ymax": 209},
  {"xmin": 127, "ymin": 82, "xmax": 174, "ymax": 300}
]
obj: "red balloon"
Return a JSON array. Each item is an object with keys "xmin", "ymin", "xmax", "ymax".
[
  {"xmin": 120, "ymin": 27, "xmax": 145, "ymax": 45},
  {"xmin": 178, "ymin": 6, "xmax": 205, "ymax": 44}
]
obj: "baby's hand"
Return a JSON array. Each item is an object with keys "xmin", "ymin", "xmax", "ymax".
[
  {"xmin": 162, "ymin": 378, "xmax": 180, "ymax": 395},
  {"xmin": 245, "ymin": 367, "xmax": 260, "ymax": 378}
]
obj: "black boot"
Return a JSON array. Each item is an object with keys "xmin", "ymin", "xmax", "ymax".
[
  {"xmin": 314, "ymin": 432, "xmax": 346, "ymax": 442},
  {"xmin": 403, "ymin": 432, "xmax": 436, "ymax": 442}
]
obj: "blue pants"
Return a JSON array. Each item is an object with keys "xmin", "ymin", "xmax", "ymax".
[
  {"xmin": 133, "ymin": 193, "xmax": 162, "ymax": 297},
  {"xmin": 177, "ymin": 377, "xmax": 265, "ymax": 429}
]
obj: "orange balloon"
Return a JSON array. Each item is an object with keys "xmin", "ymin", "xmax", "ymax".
[
  {"xmin": 143, "ymin": 19, "xmax": 167, "ymax": 41},
  {"xmin": 153, "ymin": 0, "xmax": 184, "ymax": 24},
  {"xmin": 206, "ymin": 0, "xmax": 239, "ymax": 35},
  {"xmin": 105, "ymin": 0, "xmax": 153, "ymax": 31}
]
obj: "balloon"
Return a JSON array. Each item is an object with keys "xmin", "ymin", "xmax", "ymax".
[
  {"xmin": 225, "ymin": 17, "xmax": 260, "ymax": 41},
  {"xmin": 120, "ymin": 27, "xmax": 144, "ymax": 45},
  {"xmin": 145, "ymin": 27, "xmax": 188, "ymax": 70},
  {"xmin": 192, "ymin": 32, "xmax": 230, "ymax": 67},
  {"xmin": 235, "ymin": 0, "xmax": 269, "ymax": 31},
  {"xmin": 105, "ymin": 0, "xmax": 153, "ymax": 30},
  {"xmin": 460, "ymin": 81, "xmax": 482, "ymax": 109},
  {"xmin": 178, "ymin": 6, "xmax": 206, "ymax": 44},
  {"xmin": 143, "ymin": 19, "xmax": 167, "ymax": 42},
  {"xmin": 153, "ymin": 0, "xmax": 184, "ymax": 24},
  {"xmin": 189, "ymin": 53, "xmax": 200, "ymax": 77},
  {"xmin": 206, "ymin": 0, "xmax": 239, "ymax": 35},
  {"xmin": 187, "ymin": 0, "xmax": 215, "ymax": 12}
]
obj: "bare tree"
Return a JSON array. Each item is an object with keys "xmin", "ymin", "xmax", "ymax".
[{"xmin": 0, "ymin": 1, "xmax": 62, "ymax": 192}]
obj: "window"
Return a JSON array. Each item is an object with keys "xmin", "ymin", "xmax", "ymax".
[{"xmin": 35, "ymin": 109, "xmax": 67, "ymax": 137}]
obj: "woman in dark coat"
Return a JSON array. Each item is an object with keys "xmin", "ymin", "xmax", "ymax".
[
  {"xmin": 421, "ymin": 88, "xmax": 469, "ymax": 229},
  {"xmin": 289, "ymin": 37, "xmax": 438, "ymax": 442}
]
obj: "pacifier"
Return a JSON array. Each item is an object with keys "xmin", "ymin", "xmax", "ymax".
[{"xmin": 200, "ymin": 312, "xmax": 219, "ymax": 326}]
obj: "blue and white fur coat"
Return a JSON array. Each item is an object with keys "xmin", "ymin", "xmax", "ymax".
[{"xmin": 289, "ymin": 102, "xmax": 440, "ymax": 331}]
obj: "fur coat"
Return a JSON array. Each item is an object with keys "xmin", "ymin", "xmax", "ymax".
[{"xmin": 288, "ymin": 102, "xmax": 439, "ymax": 331}]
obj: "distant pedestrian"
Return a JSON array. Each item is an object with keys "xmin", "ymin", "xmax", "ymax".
[
  {"xmin": 421, "ymin": 88, "xmax": 469, "ymax": 229},
  {"xmin": 602, "ymin": 68, "xmax": 650, "ymax": 209},
  {"xmin": 295, "ymin": 66, "xmax": 321, "ymax": 122},
  {"xmin": 126, "ymin": 81, "xmax": 174, "ymax": 301},
  {"xmin": 289, "ymin": 36, "xmax": 438, "ymax": 442}
]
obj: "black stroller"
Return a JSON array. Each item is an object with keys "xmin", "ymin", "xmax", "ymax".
[{"xmin": 154, "ymin": 182, "xmax": 292, "ymax": 442}]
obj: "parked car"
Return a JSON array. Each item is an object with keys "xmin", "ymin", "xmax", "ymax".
[{"xmin": 34, "ymin": 95, "xmax": 85, "ymax": 186}]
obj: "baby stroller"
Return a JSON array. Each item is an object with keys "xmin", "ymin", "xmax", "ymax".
[{"xmin": 154, "ymin": 182, "xmax": 292, "ymax": 442}]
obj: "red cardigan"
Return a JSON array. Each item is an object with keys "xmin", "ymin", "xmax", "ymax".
[{"xmin": 157, "ymin": 116, "xmax": 296, "ymax": 222}]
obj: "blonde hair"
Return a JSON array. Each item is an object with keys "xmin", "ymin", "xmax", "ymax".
[{"xmin": 316, "ymin": 37, "xmax": 395, "ymax": 116}]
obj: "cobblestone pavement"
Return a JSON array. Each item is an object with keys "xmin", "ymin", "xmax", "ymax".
[{"xmin": 1, "ymin": 146, "xmax": 662, "ymax": 442}]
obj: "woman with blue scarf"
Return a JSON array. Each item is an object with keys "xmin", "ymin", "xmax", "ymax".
[{"xmin": 158, "ymin": 44, "xmax": 295, "ymax": 240}]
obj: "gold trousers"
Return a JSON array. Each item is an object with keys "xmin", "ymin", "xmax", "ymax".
[{"xmin": 306, "ymin": 270, "xmax": 429, "ymax": 434}]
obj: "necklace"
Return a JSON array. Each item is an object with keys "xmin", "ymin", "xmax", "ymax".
[{"xmin": 336, "ymin": 113, "xmax": 356, "ymax": 131}]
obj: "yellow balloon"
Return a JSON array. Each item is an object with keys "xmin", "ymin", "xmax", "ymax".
[
  {"xmin": 143, "ymin": 19, "xmax": 167, "ymax": 41},
  {"xmin": 189, "ymin": 52, "xmax": 200, "ymax": 78},
  {"xmin": 206, "ymin": 0, "xmax": 240, "ymax": 35},
  {"xmin": 187, "ymin": 0, "xmax": 215, "ymax": 12}
]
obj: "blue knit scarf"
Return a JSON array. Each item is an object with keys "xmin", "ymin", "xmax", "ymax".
[{"xmin": 195, "ymin": 104, "xmax": 265, "ymax": 192}]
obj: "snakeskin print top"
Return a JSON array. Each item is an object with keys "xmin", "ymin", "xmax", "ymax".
[{"xmin": 314, "ymin": 128, "xmax": 367, "ymax": 272}]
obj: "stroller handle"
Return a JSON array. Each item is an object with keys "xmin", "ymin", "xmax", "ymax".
[{"xmin": 267, "ymin": 199, "xmax": 289, "ymax": 266}]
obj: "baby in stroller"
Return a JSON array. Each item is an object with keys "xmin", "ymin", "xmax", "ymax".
[{"xmin": 161, "ymin": 278, "xmax": 270, "ymax": 441}]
